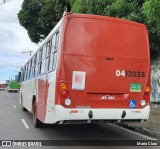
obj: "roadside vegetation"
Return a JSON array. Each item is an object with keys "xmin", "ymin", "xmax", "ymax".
[{"xmin": 18, "ymin": 0, "xmax": 160, "ymax": 59}]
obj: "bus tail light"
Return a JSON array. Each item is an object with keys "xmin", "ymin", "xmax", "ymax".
[
  {"xmin": 141, "ymin": 93, "xmax": 149, "ymax": 107},
  {"xmin": 140, "ymin": 100, "xmax": 146, "ymax": 106},
  {"xmin": 145, "ymin": 86, "xmax": 150, "ymax": 94},
  {"xmin": 60, "ymin": 82, "xmax": 71, "ymax": 106},
  {"xmin": 60, "ymin": 82, "xmax": 67, "ymax": 90},
  {"xmin": 64, "ymin": 98, "xmax": 72, "ymax": 106},
  {"xmin": 141, "ymin": 86, "xmax": 150, "ymax": 107},
  {"xmin": 61, "ymin": 90, "xmax": 69, "ymax": 98}
]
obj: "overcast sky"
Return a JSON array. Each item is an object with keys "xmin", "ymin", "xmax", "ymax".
[{"xmin": 0, "ymin": 0, "xmax": 38, "ymax": 82}]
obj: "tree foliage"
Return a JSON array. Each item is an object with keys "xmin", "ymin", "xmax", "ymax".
[
  {"xmin": 18, "ymin": 0, "xmax": 41, "ymax": 43},
  {"xmin": 70, "ymin": 0, "xmax": 145, "ymax": 22},
  {"xmin": 142, "ymin": 0, "xmax": 160, "ymax": 57},
  {"xmin": 70, "ymin": 0, "xmax": 160, "ymax": 58},
  {"xmin": 18, "ymin": 0, "xmax": 69, "ymax": 43},
  {"xmin": 18, "ymin": 0, "xmax": 160, "ymax": 58}
]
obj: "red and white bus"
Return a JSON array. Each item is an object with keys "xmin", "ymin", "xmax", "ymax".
[{"xmin": 20, "ymin": 11, "xmax": 150, "ymax": 127}]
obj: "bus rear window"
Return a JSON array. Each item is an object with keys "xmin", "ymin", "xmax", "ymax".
[{"xmin": 64, "ymin": 18, "xmax": 149, "ymax": 58}]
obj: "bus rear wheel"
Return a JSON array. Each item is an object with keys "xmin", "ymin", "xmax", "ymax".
[{"xmin": 33, "ymin": 102, "xmax": 42, "ymax": 128}]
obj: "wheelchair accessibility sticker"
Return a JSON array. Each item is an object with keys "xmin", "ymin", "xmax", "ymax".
[{"xmin": 129, "ymin": 100, "xmax": 137, "ymax": 108}]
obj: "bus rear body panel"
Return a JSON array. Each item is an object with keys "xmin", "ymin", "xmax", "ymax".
[{"xmin": 53, "ymin": 14, "xmax": 150, "ymax": 123}]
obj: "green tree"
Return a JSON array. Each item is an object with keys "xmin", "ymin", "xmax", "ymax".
[
  {"xmin": 18, "ymin": 0, "xmax": 42, "ymax": 43},
  {"xmin": 70, "ymin": 0, "xmax": 160, "ymax": 58},
  {"xmin": 70, "ymin": 0, "xmax": 145, "ymax": 22},
  {"xmin": 71, "ymin": 0, "xmax": 114, "ymax": 15},
  {"xmin": 18, "ymin": 0, "xmax": 69, "ymax": 43},
  {"xmin": 107, "ymin": 0, "xmax": 145, "ymax": 23},
  {"xmin": 18, "ymin": 0, "xmax": 160, "ymax": 58},
  {"xmin": 142, "ymin": 0, "xmax": 160, "ymax": 57}
]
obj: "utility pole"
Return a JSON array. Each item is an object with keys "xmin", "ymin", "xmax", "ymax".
[{"xmin": 21, "ymin": 51, "xmax": 33, "ymax": 57}]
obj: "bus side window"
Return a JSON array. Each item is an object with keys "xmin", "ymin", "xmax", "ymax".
[
  {"xmin": 38, "ymin": 49, "xmax": 43, "ymax": 75},
  {"xmin": 55, "ymin": 32, "xmax": 59, "ymax": 51},
  {"xmin": 38, "ymin": 62, "xmax": 41, "ymax": 75},
  {"xmin": 25, "ymin": 71, "xmax": 27, "ymax": 81},
  {"xmin": 45, "ymin": 57, "xmax": 49, "ymax": 72},
  {"xmin": 46, "ymin": 41, "xmax": 51, "ymax": 57},
  {"xmin": 28, "ymin": 58, "xmax": 33, "ymax": 79},
  {"xmin": 49, "ymin": 31, "xmax": 59, "ymax": 71},
  {"xmin": 27, "ymin": 68, "xmax": 30, "ymax": 80},
  {"xmin": 25, "ymin": 63, "xmax": 29, "ymax": 80},
  {"xmin": 42, "ymin": 45, "xmax": 47, "ymax": 60},
  {"xmin": 51, "ymin": 35, "xmax": 56, "ymax": 52},
  {"xmin": 36, "ymin": 51, "xmax": 40, "ymax": 63},
  {"xmin": 35, "ymin": 65, "xmax": 38, "ymax": 76},
  {"xmin": 29, "ymin": 57, "xmax": 34, "ymax": 79},
  {"xmin": 52, "ymin": 32, "xmax": 59, "ymax": 70},
  {"xmin": 30, "ymin": 57, "xmax": 34, "ymax": 79},
  {"xmin": 49, "ymin": 51, "xmax": 57, "ymax": 71},
  {"xmin": 49, "ymin": 53, "xmax": 54, "ymax": 71},
  {"xmin": 40, "ymin": 59, "xmax": 46, "ymax": 74},
  {"xmin": 24, "ymin": 65, "xmax": 26, "ymax": 81},
  {"xmin": 45, "ymin": 40, "xmax": 51, "ymax": 72},
  {"xmin": 53, "ymin": 52, "xmax": 57, "ymax": 70},
  {"xmin": 35, "ymin": 51, "xmax": 40, "ymax": 76},
  {"xmin": 22, "ymin": 66, "xmax": 26, "ymax": 82},
  {"xmin": 32, "ymin": 54, "xmax": 37, "ymax": 78},
  {"xmin": 39, "ymin": 48, "xmax": 43, "ymax": 61}
]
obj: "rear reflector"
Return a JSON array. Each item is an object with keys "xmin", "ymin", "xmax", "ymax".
[{"xmin": 71, "ymin": 110, "xmax": 77, "ymax": 113}]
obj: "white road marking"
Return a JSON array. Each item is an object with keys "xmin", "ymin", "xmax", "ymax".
[
  {"xmin": 10, "ymin": 100, "xmax": 12, "ymax": 102},
  {"xmin": 8, "ymin": 97, "xmax": 10, "ymax": 98},
  {"xmin": 21, "ymin": 119, "xmax": 29, "ymax": 129},
  {"xmin": 13, "ymin": 105, "xmax": 16, "ymax": 109}
]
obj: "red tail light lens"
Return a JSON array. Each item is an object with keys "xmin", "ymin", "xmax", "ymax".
[
  {"xmin": 143, "ymin": 92, "xmax": 149, "ymax": 100},
  {"xmin": 61, "ymin": 90, "xmax": 69, "ymax": 98}
]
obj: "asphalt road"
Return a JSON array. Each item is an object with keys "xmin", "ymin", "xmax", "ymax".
[{"xmin": 0, "ymin": 90, "xmax": 159, "ymax": 149}]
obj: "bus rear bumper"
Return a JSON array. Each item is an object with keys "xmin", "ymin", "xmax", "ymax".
[{"xmin": 49, "ymin": 105, "xmax": 150, "ymax": 124}]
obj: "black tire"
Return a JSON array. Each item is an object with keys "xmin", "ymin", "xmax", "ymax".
[{"xmin": 33, "ymin": 102, "xmax": 42, "ymax": 128}]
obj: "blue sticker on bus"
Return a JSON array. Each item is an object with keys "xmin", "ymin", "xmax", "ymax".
[{"xmin": 129, "ymin": 100, "xmax": 137, "ymax": 108}]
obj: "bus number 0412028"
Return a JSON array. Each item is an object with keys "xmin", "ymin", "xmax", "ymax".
[{"xmin": 116, "ymin": 70, "xmax": 145, "ymax": 78}]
